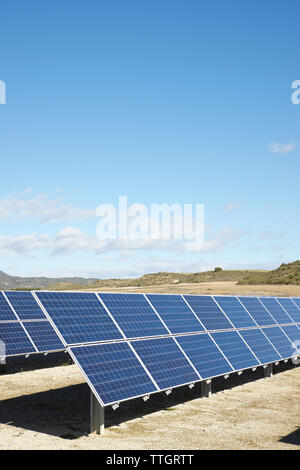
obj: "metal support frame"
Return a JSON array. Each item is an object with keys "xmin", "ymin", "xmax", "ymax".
[
  {"xmin": 201, "ymin": 380, "xmax": 212, "ymax": 398},
  {"xmin": 263, "ymin": 364, "xmax": 273, "ymax": 378},
  {"xmin": 90, "ymin": 391, "xmax": 105, "ymax": 435}
]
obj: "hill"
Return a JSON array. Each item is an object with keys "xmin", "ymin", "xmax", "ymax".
[
  {"xmin": 1, "ymin": 261, "xmax": 300, "ymax": 290},
  {"xmin": 238, "ymin": 261, "xmax": 300, "ymax": 285},
  {"xmin": 0, "ymin": 271, "xmax": 98, "ymax": 290}
]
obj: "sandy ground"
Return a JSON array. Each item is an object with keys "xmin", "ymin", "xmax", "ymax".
[
  {"xmin": 0, "ymin": 357, "xmax": 299, "ymax": 450},
  {"xmin": 1, "ymin": 282, "xmax": 300, "ymax": 450},
  {"xmin": 85, "ymin": 281, "xmax": 300, "ymax": 297}
]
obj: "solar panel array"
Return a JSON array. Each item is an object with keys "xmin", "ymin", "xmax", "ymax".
[
  {"xmin": 0, "ymin": 291, "xmax": 64, "ymax": 357},
  {"xmin": 1, "ymin": 291, "xmax": 300, "ymax": 406}
]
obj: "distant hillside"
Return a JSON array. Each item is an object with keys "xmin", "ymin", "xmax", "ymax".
[
  {"xmin": 1, "ymin": 261, "xmax": 300, "ymax": 290},
  {"xmin": 238, "ymin": 261, "xmax": 300, "ymax": 285},
  {"xmin": 0, "ymin": 271, "xmax": 98, "ymax": 290},
  {"xmin": 48, "ymin": 269, "xmax": 268, "ymax": 290}
]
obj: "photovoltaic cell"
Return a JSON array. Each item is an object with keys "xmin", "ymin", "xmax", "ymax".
[
  {"xmin": 238, "ymin": 297, "xmax": 276, "ymax": 326},
  {"xmin": 280, "ymin": 325, "xmax": 300, "ymax": 349},
  {"xmin": 211, "ymin": 331, "xmax": 259, "ymax": 370},
  {"xmin": 99, "ymin": 293, "xmax": 168, "ymax": 339},
  {"xmin": 36, "ymin": 292, "xmax": 122, "ymax": 345},
  {"xmin": 262, "ymin": 327, "xmax": 294, "ymax": 359},
  {"xmin": 5, "ymin": 291, "xmax": 46, "ymax": 320},
  {"xmin": 276, "ymin": 298, "xmax": 300, "ymax": 323},
  {"xmin": 239, "ymin": 328, "xmax": 281, "ymax": 363},
  {"xmin": 259, "ymin": 297, "xmax": 293, "ymax": 325},
  {"xmin": 184, "ymin": 295, "xmax": 233, "ymax": 331},
  {"xmin": 0, "ymin": 292, "xmax": 16, "ymax": 321},
  {"xmin": 23, "ymin": 321, "xmax": 65, "ymax": 352},
  {"xmin": 0, "ymin": 322, "xmax": 35, "ymax": 356},
  {"xmin": 146, "ymin": 294, "xmax": 203, "ymax": 334},
  {"xmin": 70, "ymin": 342, "xmax": 157, "ymax": 405},
  {"xmin": 291, "ymin": 298, "xmax": 300, "ymax": 322},
  {"xmin": 214, "ymin": 296, "xmax": 256, "ymax": 328},
  {"xmin": 176, "ymin": 333, "xmax": 233, "ymax": 379},
  {"xmin": 131, "ymin": 337, "xmax": 199, "ymax": 389}
]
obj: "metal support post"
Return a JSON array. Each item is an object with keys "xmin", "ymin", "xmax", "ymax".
[
  {"xmin": 263, "ymin": 364, "xmax": 273, "ymax": 378},
  {"xmin": 201, "ymin": 380, "xmax": 212, "ymax": 398},
  {"xmin": 90, "ymin": 391, "xmax": 105, "ymax": 435}
]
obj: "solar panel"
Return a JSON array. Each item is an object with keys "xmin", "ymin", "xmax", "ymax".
[
  {"xmin": 280, "ymin": 325, "xmax": 300, "ymax": 349},
  {"xmin": 276, "ymin": 298, "xmax": 300, "ymax": 323},
  {"xmin": 146, "ymin": 294, "xmax": 204, "ymax": 334},
  {"xmin": 211, "ymin": 331, "xmax": 259, "ymax": 370},
  {"xmin": 131, "ymin": 337, "xmax": 200, "ymax": 390},
  {"xmin": 0, "ymin": 322, "xmax": 35, "ymax": 356},
  {"xmin": 291, "ymin": 298, "xmax": 300, "ymax": 321},
  {"xmin": 184, "ymin": 295, "xmax": 233, "ymax": 331},
  {"xmin": 5, "ymin": 291, "xmax": 46, "ymax": 320},
  {"xmin": 238, "ymin": 297, "xmax": 277, "ymax": 326},
  {"xmin": 99, "ymin": 293, "xmax": 168, "ymax": 339},
  {"xmin": 262, "ymin": 327, "xmax": 294, "ymax": 359},
  {"xmin": 259, "ymin": 297, "xmax": 293, "ymax": 325},
  {"xmin": 176, "ymin": 333, "xmax": 233, "ymax": 379},
  {"xmin": 70, "ymin": 342, "xmax": 157, "ymax": 405},
  {"xmin": 239, "ymin": 328, "xmax": 281, "ymax": 363},
  {"xmin": 0, "ymin": 292, "xmax": 17, "ymax": 321},
  {"xmin": 36, "ymin": 292, "xmax": 122, "ymax": 345},
  {"xmin": 214, "ymin": 296, "xmax": 256, "ymax": 328},
  {"xmin": 23, "ymin": 321, "xmax": 65, "ymax": 352}
]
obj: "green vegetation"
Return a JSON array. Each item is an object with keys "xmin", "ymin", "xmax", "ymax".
[
  {"xmin": 2, "ymin": 261, "xmax": 300, "ymax": 290},
  {"xmin": 238, "ymin": 261, "xmax": 300, "ymax": 285}
]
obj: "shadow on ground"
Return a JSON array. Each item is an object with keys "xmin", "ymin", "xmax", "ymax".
[
  {"xmin": 0, "ymin": 352, "xmax": 71, "ymax": 375},
  {"xmin": 0, "ymin": 361, "xmax": 297, "ymax": 440},
  {"xmin": 279, "ymin": 427, "xmax": 300, "ymax": 446}
]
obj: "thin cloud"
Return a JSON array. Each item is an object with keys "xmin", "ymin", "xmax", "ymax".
[
  {"xmin": 267, "ymin": 142, "xmax": 297, "ymax": 155},
  {"xmin": 0, "ymin": 189, "xmax": 95, "ymax": 223},
  {"xmin": 224, "ymin": 201, "xmax": 241, "ymax": 213}
]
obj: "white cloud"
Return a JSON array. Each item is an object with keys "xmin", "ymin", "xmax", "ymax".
[
  {"xmin": 0, "ymin": 189, "xmax": 95, "ymax": 223},
  {"xmin": 267, "ymin": 142, "xmax": 297, "ymax": 155},
  {"xmin": 0, "ymin": 233, "xmax": 50, "ymax": 256}
]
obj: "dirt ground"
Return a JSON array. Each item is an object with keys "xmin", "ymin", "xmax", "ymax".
[
  {"xmin": 85, "ymin": 281, "xmax": 300, "ymax": 297},
  {"xmin": 0, "ymin": 282, "xmax": 300, "ymax": 450},
  {"xmin": 0, "ymin": 358, "xmax": 299, "ymax": 450}
]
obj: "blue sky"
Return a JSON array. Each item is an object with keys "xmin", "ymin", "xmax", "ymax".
[{"xmin": 0, "ymin": 0, "xmax": 299, "ymax": 278}]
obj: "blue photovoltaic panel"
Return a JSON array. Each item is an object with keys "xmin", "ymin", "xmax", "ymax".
[
  {"xmin": 146, "ymin": 294, "xmax": 203, "ymax": 334},
  {"xmin": 211, "ymin": 331, "xmax": 259, "ymax": 370},
  {"xmin": 0, "ymin": 292, "xmax": 16, "ymax": 321},
  {"xmin": 36, "ymin": 292, "xmax": 122, "ymax": 345},
  {"xmin": 259, "ymin": 297, "xmax": 293, "ymax": 325},
  {"xmin": 5, "ymin": 291, "xmax": 46, "ymax": 320},
  {"xmin": 238, "ymin": 297, "xmax": 276, "ymax": 326},
  {"xmin": 131, "ymin": 337, "xmax": 199, "ymax": 390},
  {"xmin": 176, "ymin": 333, "xmax": 233, "ymax": 379},
  {"xmin": 262, "ymin": 327, "xmax": 294, "ymax": 359},
  {"xmin": 23, "ymin": 321, "xmax": 65, "ymax": 352},
  {"xmin": 70, "ymin": 342, "xmax": 157, "ymax": 405},
  {"xmin": 239, "ymin": 328, "xmax": 281, "ymax": 363},
  {"xmin": 184, "ymin": 295, "xmax": 233, "ymax": 331},
  {"xmin": 291, "ymin": 298, "xmax": 300, "ymax": 321},
  {"xmin": 280, "ymin": 325, "xmax": 300, "ymax": 348},
  {"xmin": 0, "ymin": 322, "xmax": 35, "ymax": 356},
  {"xmin": 276, "ymin": 298, "xmax": 300, "ymax": 323},
  {"xmin": 99, "ymin": 293, "xmax": 168, "ymax": 339},
  {"xmin": 214, "ymin": 296, "xmax": 256, "ymax": 328}
]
